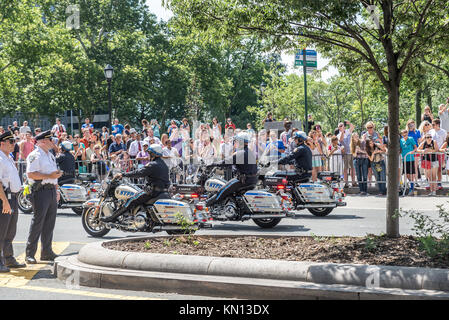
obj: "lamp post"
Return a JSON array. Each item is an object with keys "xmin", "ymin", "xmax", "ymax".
[{"xmin": 104, "ymin": 64, "xmax": 114, "ymax": 133}]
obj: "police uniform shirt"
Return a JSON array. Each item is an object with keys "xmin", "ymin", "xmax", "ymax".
[
  {"xmin": 0, "ymin": 150, "xmax": 21, "ymax": 193},
  {"xmin": 26, "ymin": 146, "xmax": 58, "ymax": 185}
]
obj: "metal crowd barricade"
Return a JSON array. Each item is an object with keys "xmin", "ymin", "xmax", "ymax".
[{"xmin": 402, "ymin": 150, "xmax": 447, "ymax": 196}]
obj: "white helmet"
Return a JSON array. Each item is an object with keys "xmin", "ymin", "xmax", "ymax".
[
  {"xmin": 234, "ymin": 132, "xmax": 250, "ymax": 143},
  {"xmin": 60, "ymin": 141, "xmax": 73, "ymax": 151},
  {"xmin": 293, "ymin": 131, "xmax": 308, "ymax": 142},
  {"xmin": 148, "ymin": 143, "xmax": 163, "ymax": 157}
]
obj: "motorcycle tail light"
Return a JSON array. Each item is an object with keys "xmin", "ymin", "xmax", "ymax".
[
  {"xmin": 195, "ymin": 204, "xmax": 204, "ymax": 211},
  {"xmin": 191, "ymin": 193, "xmax": 199, "ymax": 199},
  {"xmin": 91, "ymin": 188, "xmax": 97, "ymax": 193},
  {"xmin": 277, "ymin": 185, "xmax": 285, "ymax": 190}
]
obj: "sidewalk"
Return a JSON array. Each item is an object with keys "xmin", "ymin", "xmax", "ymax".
[{"xmin": 54, "ymin": 236, "xmax": 449, "ymax": 300}]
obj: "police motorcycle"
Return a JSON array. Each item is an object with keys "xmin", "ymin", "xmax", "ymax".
[
  {"xmin": 171, "ymin": 134, "xmax": 294, "ymax": 229},
  {"xmin": 81, "ymin": 163, "xmax": 204, "ymax": 238},
  {"xmin": 17, "ymin": 172, "xmax": 100, "ymax": 216},
  {"xmin": 257, "ymin": 134, "xmax": 346, "ymax": 217}
]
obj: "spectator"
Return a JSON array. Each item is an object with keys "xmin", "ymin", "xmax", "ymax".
[
  {"xmin": 337, "ymin": 120, "xmax": 356, "ymax": 187},
  {"xmin": 439, "ymin": 134, "xmax": 449, "ymax": 188},
  {"xmin": 168, "ymin": 121, "xmax": 183, "ymax": 156},
  {"xmin": 72, "ymin": 140, "xmax": 86, "ymax": 173},
  {"xmin": 406, "ymin": 120, "xmax": 421, "ymax": 184},
  {"xmin": 108, "ymin": 133, "xmax": 126, "ymax": 158},
  {"xmin": 418, "ymin": 120, "xmax": 432, "ymax": 145},
  {"xmin": 180, "ymin": 118, "xmax": 190, "ymax": 136},
  {"xmin": 51, "ymin": 118, "xmax": 66, "ymax": 138},
  {"xmin": 246, "ymin": 123, "xmax": 255, "ymax": 138},
  {"xmin": 150, "ymin": 119, "xmax": 161, "ymax": 138},
  {"xmin": 0, "ymin": 127, "xmax": 4, "ymax": 135},
  {"xmin": 438, "ymin": 98, "xmax": 449, "ymax": 132},
  {"xmin": 308, "ymin": 130, "xmax": 325, "ymax": 182},
  {"xmin": 128, "ymin": 132, "xmax": 143, "ymax": 159},
  {"xmin": 111, "ymin": 118, "xmax": 124, "ymax": 136},
  {"xmin": 19, "ymin": 121, "xmax": 31, "ymax": 135},
  {"xmin": 417, "ymin": 133, "xmax": 439, "ymax": 196},
  {"xmin": 421, "ymin": 105, "xmax": 434, "ymax": 123},
  {"xmin": 305, "ymin": 114, "xmax": 314, "ymax": 133},
  {"xmin": 429, "ymin": 118, "xmax": 446, "ymax": 189},
  {"xmin": 141, "ymin": 119, "xmax": 150, "ymax": 138},
  {"xmin": 225, "ymin": 118, "xmax": 236, "ymax": 130},
  {"xmin": 280, "ymin": 121, "xmax": 292, "ymax": 148},
  {"xmin": 327, "ymin": 136, "xmax": 344, "ymax": 177},
  {"xmin": 11, "ymin": 121, "xmax": 19, "ymax": 133},
  {"xmin": 90, "ymin": 144, "xmax": 108, "ymax": 180},
  {"xmin": 136, "ymin": 142, "xmax": 151, "ymax": 168},
  {"xmin": 81, "ymin": 118, "xmax": 94, "ymax": 133},
  {"xmin": 143, "ymin": 127, "xmax": 161, "ymax": 145},
  {"xmin": 400, "ymin": 129, "xmax": 417, "ymax": 195},
  {"xmin": 366, "ymin": 137, "xmax": 387, "ymax": 196},
  {"xmin": 350, "ymin": 132, "xmax": 369, "ymax": 195},
  {"xmin": 262, "ymin": 112, "xmax": 275, "ymax": 125}
]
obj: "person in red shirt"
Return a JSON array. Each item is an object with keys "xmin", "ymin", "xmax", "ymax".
[{"xmin": 225, "ymin": 118, "xmax": 236, "ymax": 130}]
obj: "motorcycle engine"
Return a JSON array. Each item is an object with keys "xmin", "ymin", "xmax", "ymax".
[{"xmin": 101, "ymin": 201, "xmax": 116, "ymax": 217}]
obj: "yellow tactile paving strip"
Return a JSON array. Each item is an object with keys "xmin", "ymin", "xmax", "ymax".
[{"xmin": 0, "ymin": 242, "xmax": 164, "ymax": 300}]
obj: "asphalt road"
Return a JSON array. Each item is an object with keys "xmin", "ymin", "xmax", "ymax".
[{"xmin": 1, "ymin": 194, "xmax": 446, "ymax": 300}]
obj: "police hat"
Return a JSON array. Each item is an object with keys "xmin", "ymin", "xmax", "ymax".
[
  {"xmin": 0, "ymin": 131, "xmax": 14, "ymax": 143},
  {"xmin": 35, "ymin": 130, "xmax": 53, "ymax": 141}
]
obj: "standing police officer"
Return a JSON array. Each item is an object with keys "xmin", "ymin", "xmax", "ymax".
[
  {"xmin": 25, "ymin": 131, "xmax": 62, "ymax": 264},
  {"xmin": 0, "ymin": 131, "xmax": 26, "ymax": 272}
]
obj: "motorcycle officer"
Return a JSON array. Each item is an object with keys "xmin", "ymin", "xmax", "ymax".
[
  {"xmin": 205, "ymin": 132, "xmax": 258, "ymax": 208},
  {"xmin": 56, "ymin": 141, "xmax": 76, "ymax": 185},
  {"xmin": 277, "ymin": 131, "xmax": 313, "ymax": 180},
  {"xmin": 101, "ymin": 144, "xmax": 170, "ymax": 222}
]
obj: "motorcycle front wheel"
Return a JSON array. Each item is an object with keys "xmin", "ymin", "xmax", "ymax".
[
  {"xmin": 308, "ymin": 207, "xmax": 333, "ymax": 217},
  {"xmin": 252, "ymin": 217, "xmax": 282, "ymax": 228},
  {"xmin": 82, "ymin": 207, "xmax": 110, "ymax": 237},
  {"xmin": 18, "ymin": 191, "xmax": 33, "ymax": 214}
]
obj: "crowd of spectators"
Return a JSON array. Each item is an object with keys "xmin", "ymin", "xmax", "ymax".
[{"xmin": 1, "ymin": 99, "xmax": 449, "ymax": 196}]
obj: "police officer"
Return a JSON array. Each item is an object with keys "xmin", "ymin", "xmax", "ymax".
[
  {"xmin": 278, "ymin": 131, "xmax": 313, "ymax": 180},
  {"xmin": 56, "ymin": 141, "xmax": 76, "ymax": 185},
  {"xmin": 205, "ymin": 132, "xmax": 258, "ymax": 209},
  {"xmin": 101, "ymin": 144, "xmax": 170, "ymax": 222},
  {"xmin": 25, "ymin": 130, "xmax": 62, "ymax": 264},
  {"xmin": 0, "ymin": 131, "xmax": 26, "ymax": 272}
]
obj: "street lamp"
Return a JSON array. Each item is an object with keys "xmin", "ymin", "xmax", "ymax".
[{"xmin": 104, "ymin": 64, "xmax": 114, "ymax": 132}]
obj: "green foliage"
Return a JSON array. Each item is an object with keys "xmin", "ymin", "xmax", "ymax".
[{"xmin": 399, "ymin": 205, "xmax": 449, "ymax": 259}]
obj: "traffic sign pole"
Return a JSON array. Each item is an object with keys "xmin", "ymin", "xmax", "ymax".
[{"xmin": 303, "ymin": 49, "xmax": 308, "ymax": 133}]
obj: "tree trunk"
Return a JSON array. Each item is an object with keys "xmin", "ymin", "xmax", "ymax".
[
  {"xmin": 415, "ymin": 89, "xmax": 422, "ymax": 125},
  {"xmin": 386, "ymin": 83, "xmax": 400, "ymax": 238}
]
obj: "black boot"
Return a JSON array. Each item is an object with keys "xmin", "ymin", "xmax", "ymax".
[
  {"xmin": 100, "ymin": 206, "xmax": 128, "ymax": 223},
  {"xmin": 0, "ymin": 257, "xmax": 10, "ymax": 273}
]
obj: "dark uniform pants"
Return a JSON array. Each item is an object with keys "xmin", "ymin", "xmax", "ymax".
[
  {"xmin": 0, "ymin": 194, "xmax": 19, "ymax": 263},
  {"xmin": 26, "ymin": 188, "xmax": 58, "ymax": 257},
  {"xmin": 206, "ymin": 177, "xmax": 257, "ymax": 207}
]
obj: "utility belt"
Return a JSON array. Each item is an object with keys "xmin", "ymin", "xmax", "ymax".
[
  {"xmin": 295, "ymin": 168, "xmax": 313, "ymax": 175},
  {"xmin": 144, "ymin": 185, "xmax": 169, "ymax": 193},
  {"xmin": 237, "ymin": 173, "xmax": 258, "ymax": 184},
  {"xmin": 2, "ymin": 187, "xmax": 18, "ymax": 200},
  {"xmin": 31, "ymin": 180, "xmax": 56, "ymax": 193}
]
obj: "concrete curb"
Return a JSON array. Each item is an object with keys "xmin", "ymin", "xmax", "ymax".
[
  {"xmin": 54, "ymin": 255, "xmax": 449, "ymax": 300},
  {"xmin": 76, "ymin": 236, "xmax": 449, "ymax": 292}
]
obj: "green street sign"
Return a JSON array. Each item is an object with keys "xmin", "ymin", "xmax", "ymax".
[{"xmin": 294, "ymin": 60, "xmax": 317, "ymax": 67}]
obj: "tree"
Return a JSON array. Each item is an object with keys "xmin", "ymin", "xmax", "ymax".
[{"xmin": 165, "ymin": 0, "xmax": 449, "ymax": 238}]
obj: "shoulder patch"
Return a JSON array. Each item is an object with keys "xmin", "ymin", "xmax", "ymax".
[{"xmin": 28, "ymin": 154, "xmax": 37, "ymax": 163}]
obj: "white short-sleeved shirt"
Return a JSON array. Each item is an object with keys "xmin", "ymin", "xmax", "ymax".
[
  {"xmin": 0, "ymin": 150, "xmax": 21, "ymax": 193},
  {"xmin": 430, "ymin": 128, "xmax": 447, "ymax": 149},
  {"xmin": 26, "ymin": 146, "xmax": 58, "ymax": 185}
]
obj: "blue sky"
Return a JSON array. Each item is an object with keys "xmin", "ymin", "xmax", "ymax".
[{"xmin": 146, "ymin": 0, "xmax": 338, "ymax": 81}]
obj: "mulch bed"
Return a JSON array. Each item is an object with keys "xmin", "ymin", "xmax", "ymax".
[{"xmin": 103, "ymin": 235, "xmax": 449, "ymax": 269}]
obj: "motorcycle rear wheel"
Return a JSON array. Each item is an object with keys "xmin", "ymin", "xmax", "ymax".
[
  {"xmin": 308, "ymin": 207, "xmax": 333, "ymax": 217},
  {"xmin": 18, "ymin": 191, "xmax": 33, "ymax": 214},
  {"xmin": 82, "ymin": 207, "xmax": 110, "ymax": 237},
  {"xmin": 252, "ymin": 217, "xmax": 282, "ymax": 228}
]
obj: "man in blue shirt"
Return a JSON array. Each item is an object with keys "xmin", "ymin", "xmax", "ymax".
[
  {"xmin": 400, "ymin": 129, "xmax": 417, "ymax": 195},
  {"xmin": 108, "ymin": 134, "xmax": 126, "ymax": 158},
  {"xmin": 81, "ymin": 118, "xmax": 94, "ymax": 133},
  {"xmin": 111, "ymin": 118, "xmax": 124, "ymax": 136}
]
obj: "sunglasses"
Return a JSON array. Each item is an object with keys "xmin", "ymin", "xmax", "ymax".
[
  {"xmin": 426, "ymin": 136, "xmax": 432, "ymax": 139},
  {"xmin": 367, "ymin": 127, "xmax": 373, "ymax": 129}
]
